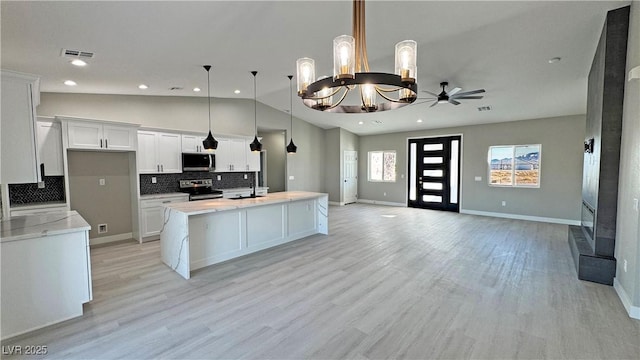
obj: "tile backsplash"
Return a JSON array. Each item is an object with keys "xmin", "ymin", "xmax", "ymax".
[
  {"xmin": 9, "ymin": 176, "xmax": 66, "ymax": 205},
  {"xmin": 140, "ymin": 172, "xmax": 254, "ymax": 195}
]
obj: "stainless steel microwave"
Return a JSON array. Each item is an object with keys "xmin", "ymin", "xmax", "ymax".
[{"xmin": 182, "ymin": 153, "xmax": 215, "ymax": 172}]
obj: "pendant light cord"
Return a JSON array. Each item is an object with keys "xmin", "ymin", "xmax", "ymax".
[
  {"xmin": 288, "ymin": 75, "xmax": 293, "ymax": 141},
  {"xmin": 253, "ymin": 71, "xmax": 257, "ymax": 136},
  {"xmin": 207, "ymin": 68, "xmax": 212, "ymax": 130}
]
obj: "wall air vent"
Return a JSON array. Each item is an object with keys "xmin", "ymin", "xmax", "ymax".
[
  {"xmin": 477, "ymin": 106, "xmax": 492, "ymax": 112},
  {"xmin": 61, "ymin": 48, "xmax": 95, "ymax": 58}
]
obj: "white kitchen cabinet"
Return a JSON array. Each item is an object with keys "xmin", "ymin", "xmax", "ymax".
[
  {"xmin": 215, "ymin": 136, "xmax": 261, "ymax": 172},
  {"xmin": 137, "ymin": 130, "xmax": 182, "ymax": 174},
  {"xmin": 66, "ymin": 119, "xmax": 137, "ymax": 151},
  {"xmin": 140, "ymin": 194, "xmax": 189, "ymax": 238},
  {"xmin": 1, "ymin": 70, "xmax": 41, "ymax": 184},
  {"xmin": 181, "ymin": 134, "xmax": 208, "ymax": 153},
  {"xmin": 37, "ymin": 119, "xmax": 64, "ymax": 176}
]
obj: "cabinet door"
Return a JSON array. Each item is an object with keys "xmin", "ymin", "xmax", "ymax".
[
  {"xmin": 215, "ymin": 137, "xmax": 233, "ymax": 172},
  {"xmin": 103, "ymin": 125, "xmax": 136, "ymax": 151},
  {"xmin": 37, "ymin": 120, "xmax": 64, "ymax": 176},
  {"xmin": 137, "ymin": 131, "xmax": 158, "ymax": 174},
  {"xmin": 181, "ymin": 135, "xmax": 199, "ymax": 153},
  {"xmin": 141, "ymin": 206, "xmax": 164, "ymax": 237},
  {"xmin": 157, "ymin": 132, "xmax": 182, "ymax": 173},
  {"xmin": 1, "ymin": 72, "xmax": 41, "ymax": 183},
  {"xmin": 230, "ymin": 138, "xmax": 247, "ymax": 171},
  {"xmin": 67, "ymin": 121, "xmax": 103, "ymax": 149}
]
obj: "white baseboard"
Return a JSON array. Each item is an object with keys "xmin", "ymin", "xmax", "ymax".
[
  {"xmin": 328, "ymin": 201, "xmax": 344, "ymax": 206},
  {"xmin": 90, "ymin": 232, "xmax": 133, "ymax": 246},
  {"xmin": 459, "ymin": 209, "xmax": 580, "ymax": 226},
  {"xmin": 357, "ymin": 199, "xmax": 406, "ymax": 207},
  {"xmin": 614, "ymin": 278, "xmax": 640, "ymax": 320}
]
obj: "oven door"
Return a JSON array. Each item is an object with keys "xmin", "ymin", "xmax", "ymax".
[{"xmin": 182, "ymin": 153, "xmax": 213, "ymax": 172}]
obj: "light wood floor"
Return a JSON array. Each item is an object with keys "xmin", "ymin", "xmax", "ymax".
[{"xmin": 3, "ymin": 204, "xmax": 639, "ymax": 359}]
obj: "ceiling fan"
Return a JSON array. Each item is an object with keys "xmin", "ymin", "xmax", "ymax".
[{"xmin": 420, "ymin": 82, "xmax": 486, "ymax": 107}]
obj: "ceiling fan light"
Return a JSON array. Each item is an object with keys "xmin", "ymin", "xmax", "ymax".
[
  {"xmin": 250, "ymin": 136, "xmax": 262, "ymax": 152},
  {"xmin": 296, "ymin": 58, "xmax": 316, "ymax": 95},
  {"xmin": 395, "ymin": 40, "xmax": 417, "ymax": 82},
  {"xmin": 333, "ymin": 35, "xmax": 355, "ymax": 80},
  {"xmin": 202, "ymin": 131, "xmax": 218, "ymax": 150},
  {"xmin": 286, "ymin": 139, "xmax": 297, "ymax": 154}
]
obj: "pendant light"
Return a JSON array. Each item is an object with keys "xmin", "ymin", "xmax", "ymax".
[
  {"xmin": 249, "ymin": 71, "xmax": 262, "ymax": 152},
  {"xmin": 202, "ymin": 65, "xmax": 218, "ymax": 150},
  {"xmin": 286, "ymin": 75, "xmax": 297, "ymax": 154}
]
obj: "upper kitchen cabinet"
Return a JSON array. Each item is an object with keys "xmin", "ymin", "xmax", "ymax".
[
  {"xmin": 215, "ymin": 136, "xmax": 261, "ymax": 172},
  {"xmin": 1, "ymin": 70, "xmax": 42, "ymax": 184},
  {"xmin": 37, "ymin": 118, "xmax": 64, "ymax": 176},
  {"xmin": 137, "ymin": 130, "xmax": 182, "ymax": 174},
  {"xmin": 62, "ymin": 117, "xmax": 138, "ymax": 151},
  {"xmin": 181, "ymin": 134, "xmax": 208, "ymax": 153}
]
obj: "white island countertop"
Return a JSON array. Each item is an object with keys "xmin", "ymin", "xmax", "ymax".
[
  {"xmin": 0, "ymin": 210, "xmax": 91, "ymax": 243},
  {"xmin": 165, "ymin": 191, "xmax": 326, "ymax": 216}
]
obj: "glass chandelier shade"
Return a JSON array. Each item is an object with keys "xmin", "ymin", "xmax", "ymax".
[
  {"xmin": 295, "ymin": 0, "xmax": 417, "ymax": 113},
  {"xmin": 202, "ymin": 65, "xmax": 218, "ymax": 150}
]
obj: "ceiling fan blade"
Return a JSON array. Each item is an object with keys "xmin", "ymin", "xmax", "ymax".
[
  {"xmin": 422, "ymin": 90, "xmax": 440, "ymax": 97},
  {"xmin": 449, "ymin": 99, "xmax": 461, "ymax": 105},
  {"xmin": 453, "ymin": 95, "xmax": 484, "ymax": 100},
  {"xmin": 453, "ymin": 89, "xmax": 485, "ymax": 97},
  {"xmin": 447, "ymin": 87, "xmax": 461, "ymax": 96},
  {"xmin": 429, "ymin": 100, "xmax": 438, "ymax": 108}
]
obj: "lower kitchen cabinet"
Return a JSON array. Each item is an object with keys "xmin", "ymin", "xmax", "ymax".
[{"xmin": 140, "ymin": 194, "xmax": 189, "ymax": 239}]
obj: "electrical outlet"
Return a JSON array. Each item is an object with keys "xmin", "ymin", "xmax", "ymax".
[
  {"xmin": 501, "ymin": 201, "xmax": 506, "ymax": 207},
  {"xmin": 99, "ymin": 178, "xmax": 105, "ymax": 186},
  {"xmin": 475, "ymin": 176, "xmax": 482, "ymax": 181},
  {"xmin": 383, "ymin": 192, "xmax": 387, "ymax": 196},
  {"xmin": 289, "ymin": 176, "xmax": 295, "ymax": 180},
  {"xmin": 37, "ymin": 181, "xmax": 45, "ymax": 189},
  {"xmin": 633, "ymin": 198, "xmax": 639, "ymax": 212},
  {"xmin": 243, "ymin": 174, "xmax": 248, "ymax": 180},
  {"xmin": 98, "ymin": 224, "xmax": 108, "ymax": 234},
  {"xmin": 217, "ymin": 175, "xmax": 221, "ymax": 181},
  {"xmin": 623, "ymin": 259, "xmax": 628, "ymax": 272},
  {"xmin": 151, "ymin": 177, "xmax": 157, "ymax": 184}
]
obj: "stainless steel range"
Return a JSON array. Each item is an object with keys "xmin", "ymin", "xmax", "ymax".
[{"xmin": 178, "ymin": 179, "xmax": 223, "ymax": 201}]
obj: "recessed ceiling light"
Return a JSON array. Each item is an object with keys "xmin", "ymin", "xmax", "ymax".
[
  {"xmin": 193, "ymin": 87, "xmax": 201, "ymax": 92},
  {"xmin": 64, "ymin": 80, "xmax": 77, "ymax": 86},
  {"xmin": 548, "ymin": 57, "xmax": 562, "ymax": 64},
  {"xmin": 417, "ymin": 119, "xmax": 423, "ymax": 123},
  {"xmin": 358, "ymin": 121, "xmax": 364, "ymax": 125},
  {"xmin": 70, "ymin": 59, "xmax": 87, "ymax": 67},
  {"xmin": 138, "ymin": 84, "xmax": 148, "ymax": 89},
  {"xmin": 234, "ymin": 89, "xmax": 241, "ymax": 94}
]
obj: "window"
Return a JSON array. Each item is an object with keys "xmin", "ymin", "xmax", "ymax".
[
  {"xmin": 368, "ymin": 151, "xmax": 396, "ymax": 182},
  {"xmin": 488, "ymin": 144, "xmax": 541, "ymax": 187}
]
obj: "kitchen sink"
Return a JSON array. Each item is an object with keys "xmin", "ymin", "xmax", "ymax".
[{"xmin": 230, "ymin": 195, "xmax": 264, "ymax": 200}]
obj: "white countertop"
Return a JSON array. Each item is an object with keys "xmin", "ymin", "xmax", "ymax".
[
  {"xmin": 140, "ymin": 192, "xmax": 190, "ymax": 200},
  {"xmin": 165, "ymin": 191, "xmax": 326, "ymax": 216},
  {"xmin": 0, "ymin": 210, "xmax": 91, "ymax": 243}
]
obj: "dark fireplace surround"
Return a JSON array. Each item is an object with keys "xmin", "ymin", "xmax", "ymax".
[{"xmin": 568, "ymin": 6, "xmax": 629, "ymax": 285}]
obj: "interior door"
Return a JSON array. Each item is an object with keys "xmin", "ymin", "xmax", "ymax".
[
  {"xmin": 408, "ymin": 136, "xmax": 461, "ymax": 212},
  {"xmin": 344, "ymin": 150, "xmax": 358, "ymax": 204}
]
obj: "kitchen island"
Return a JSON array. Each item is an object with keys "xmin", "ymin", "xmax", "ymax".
[
  {"xmin": 160, "ymin": 191, "xmax": 328, "ymax": 279},
  {"xmin": 0, "ymin": 211, "xmax": 92, "ymax": 339}
]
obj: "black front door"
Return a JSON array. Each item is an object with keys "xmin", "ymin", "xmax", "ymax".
[{"xmin": 408, "ymin": 136, "xmax": 461, "ymax": 212}]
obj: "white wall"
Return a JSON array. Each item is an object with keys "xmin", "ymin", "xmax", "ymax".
[
  {"xmin": 358, "ymin": 115, "xmax": 585, "ymax": 222},
  {"xmin": 615, "ymin": 1, "xmax": 640, "ymax": 315}
]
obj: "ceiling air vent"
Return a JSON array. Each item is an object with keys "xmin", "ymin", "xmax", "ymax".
[
  {"xmin": 169, "ymin": 87, "xmax": 184, "ymax": 91},
  {"xmin": 61, "ymin": 48, "xmax": 95, "ymax": 59},
  {"xmin": 477, "ymin": 106, "xmax": 492, "ymax": 112}
]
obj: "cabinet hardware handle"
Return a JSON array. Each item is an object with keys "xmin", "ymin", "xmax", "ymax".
[
  {"xmin": 100, "ymin": 139, "xmax": 103, "ymax": 148},
  {"xmin": 161, "ymin": 164, "xmax": 164, "ymax": 172},
  {"xmin": 157, "ymin": 164, "xmax": 160, "ymax": 172},
  {"xmin": 40, "ymin": 163, "xmax": 45, "ymax": 182},
  {"xmin": 105, "ymin": 139, "xmax": 108, "ymax": 148},
  {"xmin": 162, "ymin": 200, "xmax": 170, "ymax": 203}
]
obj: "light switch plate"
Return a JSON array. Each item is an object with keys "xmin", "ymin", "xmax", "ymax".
[
  {"xmin": 99, "ymin": 178, "xmax": 105, "ymax": 186},
  {"xmin": 289, "ymin": 176, "xmax": 295, "ymax": 180},
  {"xmin": 475, "ymin": 176, "xmax": 482, "ymax": 181},
  {"xmin": 243, "ymin": 174, "xmax": 247, "ymax": 179},
  {"xmin": 217, "ymin": 175, "xmax": 221, "ymax": 181},
  {"xmin": 151, "ymin": 177, "xmax": 157, "ymax": 184}
]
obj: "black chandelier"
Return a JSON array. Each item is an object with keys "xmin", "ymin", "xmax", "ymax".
[{"xmin": 296, "ymin": 0, "xmax": 418, "ymax": 113}]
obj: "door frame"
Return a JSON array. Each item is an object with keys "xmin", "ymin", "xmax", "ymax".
[{"xmin": 405, "ymin": 133, "xmax": 464, "ymax": 209}]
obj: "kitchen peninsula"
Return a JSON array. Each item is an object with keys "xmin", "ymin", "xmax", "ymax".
[{"xmin": 161, "ymin": 191, "xmax": 328, "ymax": 279}]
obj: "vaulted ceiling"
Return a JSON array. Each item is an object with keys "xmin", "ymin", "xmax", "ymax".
[{"xmin": 1, "ymin": 1, "xmax": 628, "ymax": 135}]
